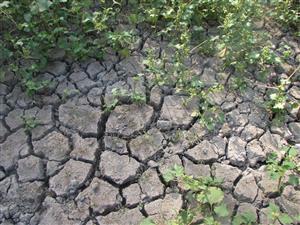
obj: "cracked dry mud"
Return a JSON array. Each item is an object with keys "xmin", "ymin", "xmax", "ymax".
[{"xmin": 1, "ymin": 29, "xmax": 300, "ymax": 225}]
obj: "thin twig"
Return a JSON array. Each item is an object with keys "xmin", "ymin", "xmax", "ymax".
[
  {"xmin": 287, "ymin": 64, "xmax": 300, "ymax": 80},
  {"xmin": 190, "ymin": 40, "xmax": 209, "ymax": 53}
]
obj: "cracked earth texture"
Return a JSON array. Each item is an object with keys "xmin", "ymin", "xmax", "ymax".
[{"xmin": 0, "ymin": 25, "xmax": 300, "ymax": 225}]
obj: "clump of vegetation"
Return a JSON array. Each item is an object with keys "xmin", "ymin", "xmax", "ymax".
[
  {"xmin": 143, "ymin": 162, "xmax": 300, "ymax": 225},
  {"xmin": 266, "ymin": 203, "xmax": 300, "ymax": 225},
  {"xmin": 266, "ymin": 145, "xmax": 300, "ymax": 192},
  {"xmin": 1, "ymin": 1, "xmax": 299, "ymax": 123},
  {"xmin": 1, "ymin": 1, "xmax": 299, "ymax": 224},
  {"xmin": 22, "ymin": 116, "xmax": 38, "ymax": 131}
]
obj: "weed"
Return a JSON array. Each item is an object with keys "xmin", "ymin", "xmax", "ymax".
[
  {"xmin": 266, "ymin": 145, "xmax": 300, "ymax": 192},
  {"xmin": 131, "ymin": 91, "xmax": 146, "ymax": 105},
  {"xmin": 266, "ymin": 203, "xmax": 300, "ymax": 225},
  {"xmin": 22, "ymin": 116, "xmax": 38, "ymax": 131},
  {"xmin": 146, "ymin": 162, "xmax": 300, "ymax": 225},
  {"xmin": 162, "ymin": 165, "xmax": 228, "ymax": 225}
]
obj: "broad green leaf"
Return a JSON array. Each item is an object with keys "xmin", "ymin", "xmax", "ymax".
[
  {"xmin": 268, "ymin": 203, "xmax": 280, "ymax": 213},
  {"xmin": 214, "ymin": 203, "xmax": 229, "ymax": 217},
  {"xmin": 24, "ymin": 13, "xmax": 32, "ymax": 22},
  {"xmin": 282, "ymin": 161, "xmax": 296, "ymax": 170},
  {"xmin": 163, "ymin": 165, "xmax": 183, "ymax": 182},
  {"xmin": 232, "ymin": 215, "xmax": 244, "ymax": 225},
  {"xmin": 288, "ymin": 147, "xmax": 298, "ymax": 157},
  {"xmin": 288, "ymin": 174, "xmax": 299, "ymax": 186},
  {"xmin": 206, "ymin": 187, "xmax": 224, "ymax": 205},
  {"xmin": 233, "ymin": 212, "xmax": 256, "ymax": 225},
  {"xmin": 279, "ymin": 214, "xmax": 293, "ymax": 224},
  {"xmin": 203, "ymin": 216, "xmax": 220, "ymax": 225},
  {"xmin": 176, "ymin": 210, "xmax": 194, "ymax": 225},
  {"xmin": 0, "ymin": 1, "xmax": 9, "ymax": 8},
  {"xmin": 37, "ymin": 0, "xmax": 52, "ymax": 12}
]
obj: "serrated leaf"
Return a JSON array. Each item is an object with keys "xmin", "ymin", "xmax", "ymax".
[
  {"xmin": 206, "ymin": 187, "xmax": 224, "ymax": 205},
  {"xmin": 214, "ymin": 203, "xmax": 229, "ymax": 217}
]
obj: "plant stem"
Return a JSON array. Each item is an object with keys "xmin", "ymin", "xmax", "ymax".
[{"xmin": 287, "ymin": 64, "xmax": 300, "ymax": 80}]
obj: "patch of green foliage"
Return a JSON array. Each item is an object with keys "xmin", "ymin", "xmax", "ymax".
[
  {"xmin": 162, "ymin": 165, "xmax": 229, "ymax": 225},
  {"xmin": 22, "ymin": 116, "xmax": 38, "ymax": 131},
  {"xmin": 1, "ymin": 0, "xmax": 299, "ymax": 125},
  {"xmin": 143, "ymin": 162, "xmax": 300, "ymax": 225},
  {"xmin": 266, "ymin": 203, "xmax": 300, "ymax": 225},
  {"xmin": 266, "ymin": 145, "xmax": 300, "ymax": 192}
]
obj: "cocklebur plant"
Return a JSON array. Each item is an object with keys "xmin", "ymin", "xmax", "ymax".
[
  {"xmin": 143, "ymin": 163, "xmax": 300, "ymax": 225},
  {"xmin": 162, "ymin": 165, "xmax": 229, "ymax": 225}
]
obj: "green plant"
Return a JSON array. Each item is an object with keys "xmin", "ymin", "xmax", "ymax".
[
  {"xmin": 268, "ymin": 0, "xmax": 300, "ymax": 31},
  {"xmin": 0, "ymin": 0, "xmax": 298, "ymax": 161},
  {"xmin": 163, "ymin": 165, "xmax": 229, "ymax": 225},
  {"xmin": 232, "ymin": 211, "xmax": 257, "ymax": 225},
  {"xmin": 23, "ymin": 78, "xmax": 50, "ymax": 96},
  {"xmin": 131, "ymin": 91, "xmax": 146, "ymax": 105},
  {"xmin": 0, "ymin": 0, "xmax": 120, "ymax": 92},
  {"xmin": 106, "ymin": 30, "xmax": 135, "ymax": 57},
  {"xmin": 267, "ymin": 73, "xmax": 299, "ymax": 126},
  {"xmin": 266, "ymin": 203, "xmax": 300, "ymax": 225},
  {"xmin": 22, "ymin": 116, "xmax": 38, "ymax": 131},
  {"xmin": 266, "ymin": 146, "xmax": 300, "ymax": 192},
  {"xmin": 104, "ymin": 98, "xmax": 119, "ymax": 113}
]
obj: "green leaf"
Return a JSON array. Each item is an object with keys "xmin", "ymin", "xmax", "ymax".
[
  {"xmin": 288, "ymin": 174, "xmax": 299, "ymax": 186},
  {"xmin": 37, "ymin": 0, "xmax": 52, "ymax": 12},
  {"xmin": 233, "ymin": 212, "xmax": 256, "ymax": 225},
  {"xmin": 24, "ymin": 13, "xmax": 32, "ymax": 22},
  {"xmin": 0, "ymin": 1, "xmax": 9, "ymax": 8},
  {"xmin": 288, "ymin": 147, "xmax": 298, "ymax": 157},
  {"xmin": 162, "ymin": 165, "xmax": 184, "ymax": 182},
  {"xmin": 282, "ymin": 161, "xmax": 296, "ymax": 170},
  {"xmin": 214, "ymin": 203, "xmax": 229, "ymax": 217},
  {"xmin": 206, "ymin": 187, "xmax": 224, "ymax": 205},
  {"xmin": 279, "ymin": 214, "xmax": 293, "ymax": 224}
]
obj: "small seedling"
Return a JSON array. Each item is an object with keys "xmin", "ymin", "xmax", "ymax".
[
  {"xmin": 22, "ymin": 116, "xmax": 38, "ymax": 131},
  {"xmin": 131, "ymin": 91, "xmax": 146, "ymax": 105}
]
